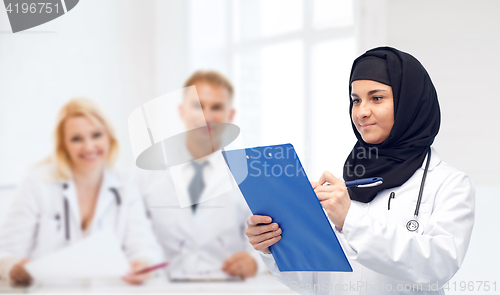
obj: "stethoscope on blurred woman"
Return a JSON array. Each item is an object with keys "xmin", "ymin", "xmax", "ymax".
[
  {"xmin": 58, "ymin": 183, "xmax": 122, "ymax": 241},
  {"xmin": 388, "ymin": 147, "xmax": 431, "ymax": 232}
]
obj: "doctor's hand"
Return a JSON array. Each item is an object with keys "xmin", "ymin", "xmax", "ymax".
[
  {"xmin": 222, "ymin": 251, "xmax": 257, "ymax": 278},
  {"xmin": 9, "ymin": 258, "xmax": 32, "ymax": 286},
  {"xmin": 122, "ymin": 260, "xmax": 150, "ymax": 285},
  {"xmin": 245, "ymin": 215, "xmax": 281, "ymax": 254},
  {"xmin": 314, "ymin": 171, "xmax": 351, "ymax": 231}
]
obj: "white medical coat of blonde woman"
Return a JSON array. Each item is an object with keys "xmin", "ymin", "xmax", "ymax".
[
  {"xmin": 134, "ymin": 151, "xmax": 266, "ymax": 275},
  {"xmin": 261, "ymin": 148, "xmax": 475, "ymax": 295},
  {"xmin": 0, "ymin": 164, "xmax": 164, "ymax": 282}
]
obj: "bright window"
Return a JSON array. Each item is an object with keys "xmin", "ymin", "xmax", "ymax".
[{"xmin": 189, "ymin": 0, "xmax": 357, "ymax": 179}]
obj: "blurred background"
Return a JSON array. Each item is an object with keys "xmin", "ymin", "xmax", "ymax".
[{"xmin": 0, "ymin": 0, "xmax": 498, "ymax": 293}]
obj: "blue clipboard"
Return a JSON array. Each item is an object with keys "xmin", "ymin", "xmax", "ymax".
[{"xmin": 222, "ymin": 143, "xmax": 352, "ymax": 272}]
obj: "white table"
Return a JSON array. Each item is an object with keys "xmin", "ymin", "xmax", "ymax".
[{"xmin": 0, "ymin": 273, "xmax": 295, "ymax": 294}]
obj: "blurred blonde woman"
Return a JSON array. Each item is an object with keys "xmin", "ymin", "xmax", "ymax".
[{"xmin": 0, "ymin": 98, "xmax": 163, "ymax": 285}]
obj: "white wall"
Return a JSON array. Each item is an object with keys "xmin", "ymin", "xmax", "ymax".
[
  {"xmin": 0, "ymin": 0, "xmax": 157, "ymax": 186},
  {"xmin": 451, "ymin": 186, "xmax": 500, "ymax": 295},
  {"xmin": 153, "ymin": 0, "xmax": 189, "ymax": 97}
]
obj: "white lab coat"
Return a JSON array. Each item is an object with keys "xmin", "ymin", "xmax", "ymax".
[
  {"xmin": 134, "ymin": 151, "xmax": 267, "ymax": 275},
  {"xmin": 0, "ymin": 163, "xmax": 164, "ymax": 282},
  {"xmin": 261, "ymin": 147, "xmax": 475, "ymax": 295}
]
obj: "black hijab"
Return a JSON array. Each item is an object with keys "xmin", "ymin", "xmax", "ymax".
[{"xmin": 343, "ymin": 47, "xmax": 440, "ymax": 203}]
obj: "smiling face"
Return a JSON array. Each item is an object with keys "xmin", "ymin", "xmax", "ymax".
[
  {"xmin": 351, "ymin": 80, "xmax": 395, "ymax": 144},
  {"xmin": 63, "ymin": 116, "xmax": 110, "ymax": 173},
  {"xmin": 179, "ymin": 81, "xmax": 235, "ymax": 139}
]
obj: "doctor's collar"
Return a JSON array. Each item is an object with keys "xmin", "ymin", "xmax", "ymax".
[
  {"xmin": 420, "ymin": 147, "xmax": 441, "ymax": 172},
  {"xmin": 60, "ymin": 169, "xmax": 122, "ymax": 190}
]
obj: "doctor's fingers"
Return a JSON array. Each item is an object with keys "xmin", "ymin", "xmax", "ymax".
[
  {"xmin": 225, "ymin": 258, "xmax": 255, "ymax": 278},
  {"xmin": 10, "ymin": 259, "xmax": 32, "ymax": 285},
  {"xmin": 223, "ymin": 251, "xmax": 245, "ymax": 269},
  {"xmin": 123, "ymin": 273, "xmax": 148, "ymax": 285},
  {"xmin": 310, "ymin": 181, "xmax": 319, "ymax": 189},
  {"xmin": 314, "ymin": 184, "xmax": 345, "ymax": 194},
  {"xmin": 11, "ymin": 271, "xmax": 32, "ymax": 285},
  {"xmin": 123, "ymin": 261, "xmax": 149, "ymax": 285},
  {"xmin": 252, "ymin": 235, "xmax": 281, "ymax": 253},
  {"xmin": 246, "ymin": 222, "xmax": 279, "ymax": 236},
  {"xmin": 316, "ymin": 191, "xmax": 346, "ymax": 202},
  {"xmin": 317, "ymin": 171, "xmax": 343, "ymax": 186},
  {"xmin": 123, "ymin": 268, "xmax": 149, "ymax": 285},
  {"xmin": 223, "ymin": 253, "xmax": 245, "ymax": 273},
  {"xmin": 224, "ymin": 259, "xmax": 245, "ymax": 277},
  {"xmin": 248, "ymin": 227, "xmax": 282, "ymax": 245},
  {"xmin": 10, "ymin": 271, "xmax": 31, "ymax": 285},
  {"xmin": 247, "ymin": 215, "xmax": 272, "ymax": 226}
]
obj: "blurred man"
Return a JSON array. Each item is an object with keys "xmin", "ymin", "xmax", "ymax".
[{"xmin": 135, "ymin": 71, "xmax": 264, "ymax": 279}]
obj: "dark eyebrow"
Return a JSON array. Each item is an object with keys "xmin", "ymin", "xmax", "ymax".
[
  {"xmin": 351, "ymin": 89, "xmax": 387, "ymax": 98},
  {"xmin": 368, "ymin": 89, "xmax": 387, "ymax": 95},
  {"xmin": 351, "ymin": 89, "xmax": 388, "ymax": 98}
]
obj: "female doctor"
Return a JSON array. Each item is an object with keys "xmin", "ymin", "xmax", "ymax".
[
  {"xmin": 0, "ymin": 98, "xmax": 164, "ymax": 285},
  {"xmin": 246, "ymin": 47, "xmax": 475, "ymax": 294}
]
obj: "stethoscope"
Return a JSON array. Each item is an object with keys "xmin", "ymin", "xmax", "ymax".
[
  {"xmin": 60, "ymin": 183, "xmax": 121, "ymax": 241},
  {"xmin": 391, "ymin": 147, "xmax": 431, "ymax": 232}
]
